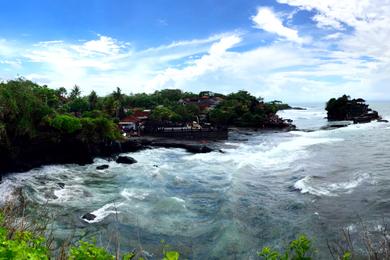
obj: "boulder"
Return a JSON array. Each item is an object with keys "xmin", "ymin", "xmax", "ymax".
[
  {"xmin": 57, "ymin": 182, "xmax": 65, "ymax": 189},
  {"xmin": 82, "ymin": 213, "xmax": 96, "ymax": 221},
  {"xmin": 116, "ymin": 156, "xmax": 137, "ymax": 164},
  {"xmin": 96, "ymin": 164, "xmax": 109, "ymax": 170}
]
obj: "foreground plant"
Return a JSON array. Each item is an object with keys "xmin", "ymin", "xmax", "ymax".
[
  {"xmin": 258, "ymin": 235, "xmax": 314, "ymax": 260},
  {"xmin": 0, "ymin": 213, "xmax": 48, "ymax": 259}
]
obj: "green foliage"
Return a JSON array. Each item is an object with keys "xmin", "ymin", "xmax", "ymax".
[
  {"xmin": 79, "ymin": 116, "xmax": 121, "ymax": 142},
  {"xmin": 0, "ymin": 213, "xmax": 48, "ymax": 260},
  {"xmin": 69, "ymin": 241, "xmax": 114, "ymax": 260},
  {"xmin": 0, "ymin": 79, "xmax": 54, "ymax": 139},
  {"xmin": 163, "ymin": 251, "xmax": 180, "ymax": 260},
  {"xmin": 88, "ymin": 91, "xmax": 98, "ymax": 110},
  {"xmin": 69, "ymin": 85, "xmax": 81, "ymax": 100},
  {"xmin": 342, "ymin": 251, "xmax": 352, "ymax": 260},
  {"xmin": 150, "ymin": 106, "xmax": 179, "ymax": 122},
  {"xmin": 49, "ymin": 114, "xmax": 82, "ymax": 134},
  {"xmin": 68, "ymin": 97, "xmax": 89, "ymax": 114},
  {"xmin": 259, "ymin": 235, "xmax": 314, "ymax": 260}
]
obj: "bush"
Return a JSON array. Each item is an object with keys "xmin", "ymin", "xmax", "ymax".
[
  {"xmin": 0, "ymin": 213, "xmax": 48, "ymax": 259},
  {"xmin": 259, "ymin": 235, "xmax": 314, "ymax": 260},
  {"xmin": 69, "ymin": 241, "xmax": 114, "ymax": 260}
]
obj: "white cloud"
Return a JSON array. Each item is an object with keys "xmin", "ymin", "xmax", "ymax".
[
  {"xmin": 1, "ymin": 0, "xmax": 390, "ymax": 103},
  {"xmin": 251, "ymin": 7, "xmax": 308, "ymax": 44},
  {"xmin": 145, "ymin": 35, "xmax": 242, "ymax": 90}
]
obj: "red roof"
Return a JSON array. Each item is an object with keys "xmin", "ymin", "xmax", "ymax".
[
  {"xmin": 120, "ymin": 110, "xmax": 150, "ymax": 123},
  {"xmin": 120, "ymin": 115, "xmax": 139, "ymax": 123},
  {"xmin": 132, "ymin": 110, "xmax": 150, "ymax": 117}
]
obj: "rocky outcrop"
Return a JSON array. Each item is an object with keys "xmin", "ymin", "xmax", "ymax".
[
  {"xmin": 116, "ymin": 156, "xmax": 137, "ymax": 164},
  {"xmin": 0, "ymin": 136, "xmax": 215, "ymax": 175},
  {"xmin": 82, "ymin": 213, "xmax": 96, "ymax": 221},
  {"xmin": 326, "ymin": 95, "xmax": 381, "ymax": 123},
  {"xmin": 96, "ymin": 165, "xmax": 109, "ymax": 170}
]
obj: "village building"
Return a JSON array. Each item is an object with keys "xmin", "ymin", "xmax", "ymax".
[{"xmin": 118, "ymin": 109, "xmax": 150, "ymax": 135}]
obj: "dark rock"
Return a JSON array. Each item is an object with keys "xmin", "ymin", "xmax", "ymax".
[
  {"xmin": 291, "ymin": 107, "xmax": 307, "ymax": 110},
  {"xmin": 153, "ymin": 165, "xmax": 159, "ymax": 167},
  {"xmin": 326, "ymin": 95, "xmax": 380, "ymax": 123},
  {"xmin": 82, "ymin": 213, "xmax": 96, "ymax": 221},
  {"xmin": 57, "ymin": 182, "xmax": 65, "ymax": 189},
  {"xmin": 96, "ymin": 164, "xmax": 109, "ymax": 170},
  {"xmin": 378, "ymin": 119, "xmax": 389, "ymax": 123},
  {"xmin": 116, "ymin": 156, "xmax": 137, "ymax": 164},
  {"xmin": 219, "ymin": 149, "xmax": 226, "ymax": 153}
]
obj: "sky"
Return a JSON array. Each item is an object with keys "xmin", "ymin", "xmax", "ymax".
[{"xmin": 0, "ymin": 0, "xmax": 389, "ymax": 102}]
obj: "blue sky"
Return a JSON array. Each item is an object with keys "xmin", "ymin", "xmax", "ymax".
[{"xmin": 0, "ymin": 0, "xmax": 389, "ymax": 102}]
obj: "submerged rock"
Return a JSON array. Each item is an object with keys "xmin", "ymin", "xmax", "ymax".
[
  {"xmin": 116, "ymin": 156, "xmax": 137, "ymax": 164},
  {"xmin": 82, "ymin": 213, "xmax": 96, "ymax": 221},
  {"xmin": 96, "ymin": 164, "xmax": 109, "ymax": 170},
  {"xmin": 57, "ymin": 183, "xmax": 65, "ymax": 189}
]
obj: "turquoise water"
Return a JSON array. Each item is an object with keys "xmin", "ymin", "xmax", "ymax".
[{"xmin": 1, "ymin": 103, "xmax": 390, "ymax": 259}]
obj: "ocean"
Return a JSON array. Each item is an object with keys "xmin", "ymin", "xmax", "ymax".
[{"xmin": 1, "ymin": 102, "xmax": 390, "ymax": 259}]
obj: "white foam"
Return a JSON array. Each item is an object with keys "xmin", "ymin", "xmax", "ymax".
[
  {"xmin": 120, "ymin": 189, "xmax": 150, "ymax": 201},
  {"xmin": 185, "ymin": 133, "xmax": 343, "ymax": 171},
  {"xmin": 171, "ymin": 196, "xmax": 185, "ymax": 204},
  {"xmin": 0, "ymin": 179, "xmax": 18, "ymax": 203},
  {"xmin": 52, "ymin": 185, "xmax": 86, "ymax": 203},
  {"xmin": 294, "ymin": 176, "xmax": 334, "ymax": 196},
  {"xmin": 83, "ymin": 202, "xmax": 124, "ymax": 223},
  {"xmin": 294, "ymin": 173, "xmax": 371, "ymax": 197}
]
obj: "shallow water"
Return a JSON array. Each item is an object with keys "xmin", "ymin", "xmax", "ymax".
[{"xmin": 1, "ymin": 102, "xmax": 390, "ymax": 259}]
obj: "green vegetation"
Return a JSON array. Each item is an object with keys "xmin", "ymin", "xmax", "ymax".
[
  {"xmin": 259, "ymin": 235, "xmax": 315, "ymax": 260},
  {"xmin": 325, "ymin": 94, "xmax": 378, "ymax": 121},
  {"xmin": 0, "ymin": 79, "xmax": 121, "ymax": 154},
  {"xmin": 0, "ymin": 79, "xmax": 291, "ymax": 147},
  {"xmin": 209, "ymin": 91, "xmax": 291, "ymax": 127},
  {"xmin": 0, "ymin": 209, "xmax": 180, "ymax": 260}
]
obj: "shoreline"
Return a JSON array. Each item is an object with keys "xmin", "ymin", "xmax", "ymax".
[
  {"xmin": 0, "ymin": 125, "xmax": 296, "ymax": 176},
  {"xmin": 0, "ymin": 136, "xmax": 220, "ymax": 176}
]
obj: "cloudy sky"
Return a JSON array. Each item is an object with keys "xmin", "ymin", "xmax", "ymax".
[{"xmin": 0, "ymin": 0, "xmax": 389, "ymax": 102}]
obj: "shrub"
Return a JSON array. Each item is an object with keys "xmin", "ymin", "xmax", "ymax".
[
  {"xmin": 259, "ymin": 235, "xmax": 314, "ymax": 260},
  {"xmin": 69, "ymin": 241, "xmax": 114, "ymax": 260},
  {"xmin": 0, "ymin": 213, "xmax": 49, "ymax": 260}
]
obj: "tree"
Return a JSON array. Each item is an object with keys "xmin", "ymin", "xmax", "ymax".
[
  {"xmin": 150, "ymin": 106, "xmax": 177, "ymax": 122},
  {"xmin": 56, "ymin": 87, "xmax": 67, "ymax": 99},
  {"xmin": 112, "ymin": 87, "xmax": 125, "ymax": 119},
  {"xmin": 88, "ymin": 91, "xmax": 98, "ymax": 110},
  {"xmin": 69, "ymin": 85, "xmax": 81, "ymax": 100}
]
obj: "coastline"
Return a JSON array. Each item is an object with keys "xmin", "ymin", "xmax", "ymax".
[{"xmin": 0, "ymin": 125, "xmax": 297, "ymax": 176}]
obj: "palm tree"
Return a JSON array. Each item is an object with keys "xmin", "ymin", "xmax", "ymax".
[
  {"xmin": 112, "ymin": 87, "xmax": 125, "ymax": 119},
  {"xmin": 69, "ymin": 85, "xmax": 81, "ymax": 100},
  {"xmin": 88, "ymin": 90, "xmax": 98, "ymax": 110}
]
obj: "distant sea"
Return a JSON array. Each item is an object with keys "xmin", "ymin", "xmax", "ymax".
[{"xmin": 1, "ymin": 102, "xmax": 390, "ymax": 259}]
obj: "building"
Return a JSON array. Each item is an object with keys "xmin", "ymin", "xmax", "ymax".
[{"xmin": 119, "ymin": 109, "xmax": 151, "ymax": 134}]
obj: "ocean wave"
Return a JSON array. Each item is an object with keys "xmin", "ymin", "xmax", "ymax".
[
  {"xmin": 83, "ymin": 202, "xmax": 125, "ymax": 224},
  {"xmin": 52, "ymin": 185, "xmax": 88, "ymax": 203},
  {"xmin": 184, "ymin": 133, "xmax": 343, "ymax": 171},
  {"xmin": 121, "ymin": 189, "xmax": 150, "ymax": 200},
  {"xmin": 294, "ymin": 173, "xmax": 371, "ymax": 197}
]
